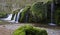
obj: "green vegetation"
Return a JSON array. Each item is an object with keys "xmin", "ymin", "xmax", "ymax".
[
  {"xmin": 0, "ymin": 12, "xmax": 7, "ymax": 18},
  {"xmin": 4, "ymin": 0, "xmax": 59, "ymax": 25},
  {"xmin": 55, "ymin": 6, "xmax": 60, "ymax": 26},
  {"xmin": 31, "ymin": 2, "xmax": 43, "ymax": 19},
  {"xmin": 18, "ymin": 2, "xmax": 48, "ymax": 23},
  {"xmin": 30, "ymin": 2, "xmax": 45, "ymax": 23},
  {"xmin": 13, "ymin": 25, "xmax": 48, "ymax": 35},
  {"xmin": 18, "ymin": 5, "xmax": 31, "ymax": 22}
]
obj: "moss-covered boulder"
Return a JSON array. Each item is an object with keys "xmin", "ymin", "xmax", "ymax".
[
  {"xmin": 18, "ymin": 6, "xmax": 31, "ymax": 22},
  {"xmin": 30, "ymin": 2, "xmax": 47, "ymax": 23},
  {"xmin": 31, "ymin": 2, "xmax": 43, "ymax": 18},
  {"xmin": 13, "ymin": 25, "xmax": 48, "ymax": 35}
]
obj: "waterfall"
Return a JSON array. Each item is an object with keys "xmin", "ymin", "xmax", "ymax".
[
  {"xmin": 8, "ymin": 14, "xmax": 16, "ymax": 22},
  {"xmin": 15, "ymin": 9, "xmax": 24, "ymax": 23},
  {"xmin": 0, "ymin": 8, "xmax": 24, "ymax": 23},
  {"xmin": 1, "ymin": 14, "xmax": 13, "ymax": 20},
  {"xmin": 49, "ymin": 0, "xmax": 56, "ymax": 26},
  {"xmin": 1, "ymin": 9, "xmax": 24, "ymax": 23}
]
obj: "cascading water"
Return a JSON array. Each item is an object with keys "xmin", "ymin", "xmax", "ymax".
[
  {"xmin": 8, "ymin": 14, "xmax": 16, "ymax": 22},
  {"xmin": 49, "ymin": 0, "xmax": 56, "ymax": 26},
  {"xmin": 1, "ymin": 8, "xmax": 24, "ymax": 23},
  {"xmin": 1, "ymin": 14, "xmax": 13, "ymax": 20},
  {"xmin": 15, "ymin": 9, "xmax": 24, "ymax": 23},
  {"xmin": 12, "ymin": 14, "xmax": 16, "ymax": 22}
]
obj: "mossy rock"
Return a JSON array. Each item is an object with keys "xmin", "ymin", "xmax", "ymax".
[
  {"xmin": 18, "ymin": 6, "xmax": 31, "ymax": 22},
  {"xmin": 19, "ymin": 2, "xmax": 48, "ymax": 23},
  {"xmin": 31, "ymin": 2, "xmax": 43, "ymax": 17},
  {"xmin": 30, "ymin": 2, "xmax": 46, "ymax": 23},
  {"xmin": 13, "ymin": 25, "xmax": 48, "ymax": 35}
]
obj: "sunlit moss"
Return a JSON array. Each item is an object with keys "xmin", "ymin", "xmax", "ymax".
[
  {"xmin": 18, "ymin": 5, "xmax": 31, "ymax": 22},
  {"xmin": 13, "ymin": 25, "xmax": 48, "ymax": 35},
  {"xmin": 30, "ymin": 2, "xmax": 45, "ymax": 23}
]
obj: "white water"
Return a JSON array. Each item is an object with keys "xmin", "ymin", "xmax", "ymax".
[
  {"xmin": 1, "ymin": 14, "xmax": 12, "ymax": 20},
  {"xmin": 15, "ymin": 9, "xmax": 24, "ymax": 23},
  {"xmin": 48, "ymin": 1, "xmax": 56, "ymax": 26},
  {"xmin": 0, "ymin": 8, "xmax": 24, "ymax": 23},
  {"xmin": 8, "ymin": 9, "xmax": 24, "ymax": 23},
  {"xmin": 48, "ymin": 23, "xmax": 56, "ymax": 26},
  {"xmin": 8, "ymin": 14, "xmax": 16, "ymax": 23}
]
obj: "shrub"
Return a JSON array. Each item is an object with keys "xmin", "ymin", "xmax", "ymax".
[{"xmin": 13, "ymin": 25, "xmax": 48, "ymax": 35}]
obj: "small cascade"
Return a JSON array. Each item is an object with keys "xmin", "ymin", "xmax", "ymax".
[
  {"xmin": 48, "ymin": 0, "xmax": 56, "ymax": 26},
  {"xmin": 1, "ymin": 8, "xmax": 24, "ymax": 23},
  {"xmin": 0, "ymin": 8, "xmax": 27, "ymax": 23},
  {"xmin": 15, "ymin": 9, "xmax": 24, "ymax": 23},
  {"xmin": 8, "ymin": 14, "xmax": 16, "ymax": 22},
  {"xmin": 1, "ymin": 14, "xmax": 13, "ymax": 20}
]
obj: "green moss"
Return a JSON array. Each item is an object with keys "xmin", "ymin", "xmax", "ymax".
[
  {"xmin": 31, "ymin": 2, "xmax": 43, "ymax": 12},
  {"xmin": 13, "ymin": 25, "xmax": 48, "ymax": 35},
  {"xmin": 0, "ymin": 12, "xmax": 7, "ymax": 18},
  {"xmin": 19, "ymin": 2, "xmax": 49, "ymax": 23},
  {"xmin": 30, "ymin": 2, "xmax": 46, "ymax": 23},
  {"xmin": 18, "ymin": 6, "xmax": 31, "ymax": 22}
]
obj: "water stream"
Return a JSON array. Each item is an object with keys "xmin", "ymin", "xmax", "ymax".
[
  {"xmin": 0, "ymin": 8, "xmax": 24, "ymax": 23},
  {"xmin": 49, "ymin": 0, "xmax": 56, "ymax": 26},
  {"xmin": 15, "ymin": 9, "xmax": 24, "ymax": 23},
  {"xmin": 1, "ymin": 14, "xmax": 13, "ymax": 21},
  {"xmin": 8, "ymin": 14, "xmax": 16, "ymax": 23}
]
